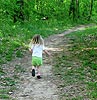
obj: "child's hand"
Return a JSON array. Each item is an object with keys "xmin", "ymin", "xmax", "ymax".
[
  {"xmin": 44, "ymin": 50, "xmax": 51, "ymax": 56},
  {"xmin": 48, "ymin": 52, "xmax": 51, "ymax": 57},
  {"xmin": 29, "ymin": 48, "xmax": 32, "ymax": 53}
]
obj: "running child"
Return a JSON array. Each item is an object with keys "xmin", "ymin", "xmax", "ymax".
[{"xmin": 29, "ymin": 34, "xmax": 50, "ymax": 79}]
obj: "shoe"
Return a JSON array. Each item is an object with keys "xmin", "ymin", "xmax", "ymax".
[
  {"xmin": 37, "ymin": 75, "xmax": 41, "ymax": 79},
  {"xmin": 32, "ymin": 69, "xmax": 35, "ymax": 77}
]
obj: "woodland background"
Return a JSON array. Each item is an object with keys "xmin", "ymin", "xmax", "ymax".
[{"xmin": 0, "ymin": 0, "xmax": 97, "ymax": 99}]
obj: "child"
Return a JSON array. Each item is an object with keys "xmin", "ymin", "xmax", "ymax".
[{"xmin": 29, "ymin": 34, "xmax": 50, "ymax": 79}]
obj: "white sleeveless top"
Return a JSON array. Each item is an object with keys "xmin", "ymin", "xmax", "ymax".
[{"xmin": 31, "ymin": 44, "xmax": 45, "ymax": 58}]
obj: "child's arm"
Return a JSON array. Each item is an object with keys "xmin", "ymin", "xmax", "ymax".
[
  {"xmin": 28, "ymin": 42, "xmax": 33, "ymax": 53},
  {"xmin": 29, "ymin": 48, "xmax": 32, "ymax": 53},
  {"xmin": 43, "ymin": 49, "xmax": 50, "ymax": 56}
]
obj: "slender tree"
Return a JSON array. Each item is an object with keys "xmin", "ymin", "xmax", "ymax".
[
  {"xmin": 76, "ymin": 0, "xmax": 79, "ymax": 18},
  {"xmin": 69, "ymin": 0, "xmax": 77, "ymax": 20},
  {"xmin": 13, "ymin": 0, "xmax": 29, "ymax": 22},
  {"xmin": 13, "ymin": 0, "xmax": 24, "ymax": 22},
  {"xmin": 88, "ymin": 0, "xmax": 94, "ymax": 21}
]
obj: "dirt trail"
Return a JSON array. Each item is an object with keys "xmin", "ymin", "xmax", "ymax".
[{"xmin": 10, "ymin": 24, "xmax": 95, "ymax": 100}]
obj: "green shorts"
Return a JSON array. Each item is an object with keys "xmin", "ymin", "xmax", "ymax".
[{"xmin": 32, "ymin": 56, "xmax": 42, "ymax": 66}]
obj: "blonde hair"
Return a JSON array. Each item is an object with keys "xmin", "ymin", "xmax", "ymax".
[{"xmin": 30, "ymin": 34, "xmax": 44, "ymax": 45}]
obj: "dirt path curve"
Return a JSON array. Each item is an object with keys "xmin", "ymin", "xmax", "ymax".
[{"xmin": 11, "ymin": 24, "xmax": 95, "ymax": 100}]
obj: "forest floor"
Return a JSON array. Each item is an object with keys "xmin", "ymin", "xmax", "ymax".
[{"xmin": 2, "ymin": 24, "xmax": 95, "ymax": 100}]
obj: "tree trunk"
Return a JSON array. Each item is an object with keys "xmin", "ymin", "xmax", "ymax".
[
  {"xmin": 69, "ymin": 0, "xmax": 76, "ymax": 20},
  {"xmin": 13, "ymin": 0, "xmax": 25, "ymax": 22},
  {"xmin": 69, "ymin": 0, "xmax": 73, "ymax": 16},
  {"xmin": 88, "ymin": 0, "xmax": 94, "ymax": 21},
  {"xmin": 76, "ymin": 0, "xmax": 80, "ymax": 18}
]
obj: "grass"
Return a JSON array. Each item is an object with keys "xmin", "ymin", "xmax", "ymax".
[
  {"xmin": 0, "ymin": 64, "xmax": 24, "ymax": 99},
  {"xmin": 0, "ymin": 94, "xmax": 10, "ymax": 99},
  {"xmin": 0, "ymin": 17, "xmax": 84, "ymax": 99},
  {"xmin": 0, "ymin": 12, "xmax": 95, "ymax": 99},
  {"xmin": 0, "ymin": 18, "xmax": 78, "ymax": 64},
  {"xmin": 53, "ymin": 25, "xmax": 97, "ymax": 100}
]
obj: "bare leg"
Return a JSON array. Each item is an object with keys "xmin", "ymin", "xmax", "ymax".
[
  {"xmin": 37, "ymin": 66, "xmax": 41, "ymax": 75},
  {"xmin": 32, "ymin": 66, "xmax": 35, "ymax": 69},
  {"xmin": 36, "ymin": 66, "xmax": 41, "ymax": 79},
  {"xmin": 35, "ymin": 67, "xmax": 38, "ymax": 74}
]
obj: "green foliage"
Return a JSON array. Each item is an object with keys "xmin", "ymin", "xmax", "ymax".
[
  {"xmin": 0, "ymin": 94, "xmax": 10, "ymax": 99},
  {"xmin": 87, "ymin": 82, "xmax": 97, "ymax": 99},
  {"xmin": 0, "ymin": 16, "xmax": 79, "ymax": 65},
  {"xmin": 0, "ymin": 0, "xmax": 97, "ymax": 99},
  {"xmin": 0, "ymin": 0, "xmax": 97, "ymax": 22},
  {"xmin": 1, "ymin": 77, "xmax": 17, "ymax": 86}
]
